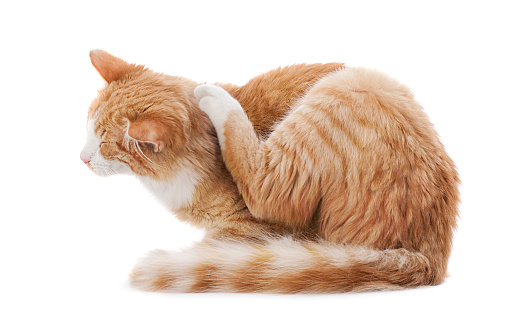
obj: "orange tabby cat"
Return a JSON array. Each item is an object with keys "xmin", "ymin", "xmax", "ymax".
[{"xmin": 81, "ymin": 50, "xmax": 459, "ymax": 293}]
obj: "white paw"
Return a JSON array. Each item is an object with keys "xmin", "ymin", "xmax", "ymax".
[
  {"xmin": 194, "ymin": 84, "xmax": 244, "ymax": 149},
  {"xmin": 194, "ymin": 84, "xmax": 233, "ymax": 102}
]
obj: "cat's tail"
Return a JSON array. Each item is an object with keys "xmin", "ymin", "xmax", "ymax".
[{"xmin": 130, "ymin": 237, "xmax": 438, "ymax": 293}]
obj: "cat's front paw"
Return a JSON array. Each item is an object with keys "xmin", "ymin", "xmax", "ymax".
[
  {"xmin": 194, "ymin": 84, "xmax": 245, "ymax": 149},
  {"xmin": 194, "ymin": 83, "xmax": 229, "ymax": 99}
]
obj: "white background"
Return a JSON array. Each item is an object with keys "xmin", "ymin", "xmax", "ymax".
[{"xmin": 1, "ymin": 1, "xmax": 529, "ymax": 324}]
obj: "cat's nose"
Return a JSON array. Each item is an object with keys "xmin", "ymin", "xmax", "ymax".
[{"xmin": 80, "ymin": 154, "xmax": 90, "ymax": 164}]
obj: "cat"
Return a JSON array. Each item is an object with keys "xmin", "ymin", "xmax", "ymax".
[{"xmin": 81, "ymin": 50, "xmax": 460, "ymax": 293}]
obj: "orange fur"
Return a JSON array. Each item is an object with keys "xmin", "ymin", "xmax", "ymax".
[{"xmin": 83, "ymin": 50, "xmax": 460, "ymax": 293}]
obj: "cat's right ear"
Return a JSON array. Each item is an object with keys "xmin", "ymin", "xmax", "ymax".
[
  {"xmin": 89, "ymin": 50, "xmax": 139, "ymax": 83},
  {"xmin": 127, "ymin": 118, "xmax": 169, "ymax": 153}
]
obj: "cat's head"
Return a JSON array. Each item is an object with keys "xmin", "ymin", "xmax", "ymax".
[{"xmin": 80, "ymin": 50, "xmax": 202, "ymax": 180}]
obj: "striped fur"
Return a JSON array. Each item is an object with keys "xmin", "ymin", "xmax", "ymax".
[
  {"xmin": 130, "ymin": 237, "xmax": 429, "ymax": 293},
  {"xmin": 83, "ymin": 50, "xmax": 460, "ymax": 293}
]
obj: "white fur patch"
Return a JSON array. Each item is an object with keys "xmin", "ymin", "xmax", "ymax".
[
  {"xmin": 194, "ymin": 84, "xmax": 244, "ymax": 150},
  {"xmin": 138, "ymin": 162, "xmax": 201, "ymax": 211},
  {"xmin": 80, "ymin": 118, "xmax": 98, "ymax": 163},
  {"xmin": 131, "ymin": 249, "xmax": 196, "ymax": 292}
]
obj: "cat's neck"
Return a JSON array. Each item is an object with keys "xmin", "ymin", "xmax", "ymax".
[
  {"xmin": 136, "ymin": 158, "xmax": 203, "ymax": 215},
  {"xmin": 137, "ymin": 161, "xmax": 246, "ymax": 229}
]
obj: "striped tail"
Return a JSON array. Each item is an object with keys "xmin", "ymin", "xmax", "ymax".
[{"xmin": 130, "ymin": 237, "xmax": 436, "ymax": 293}]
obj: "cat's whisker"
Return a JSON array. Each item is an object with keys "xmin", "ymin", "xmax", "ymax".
[
  {"xmin": 133, "ymin": 139, "xmax": 168, "ymax": 169},
  {"xmin": 134, "ymin": 140, "xmax": 150, "ymax": 163},
  {"xmin": 124, "ymin": 137, "xmax": 132, "ymax": 152}
]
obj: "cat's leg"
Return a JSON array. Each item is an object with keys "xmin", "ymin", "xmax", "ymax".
[
  {"xmin": 195, "ymin": 85, "xmax": 320, "ymax": 229},
  {"xmin": 194, "ymin": 85, "xmax": 250, "ymax": 151}
]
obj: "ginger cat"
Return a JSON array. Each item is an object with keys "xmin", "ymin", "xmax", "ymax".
[{"xmin": 81, "ymin": 50, "xmax": 459, "ymax": 293}]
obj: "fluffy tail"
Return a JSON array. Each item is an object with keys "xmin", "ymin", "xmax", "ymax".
[{"xmin": 130, "ymin": 237, "xmax": 435, "ymax": 293}]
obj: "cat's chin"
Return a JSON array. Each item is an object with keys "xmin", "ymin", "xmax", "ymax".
[{"xmin": 88, "ymin": 161, "xmax": 134, "ymax": 177}]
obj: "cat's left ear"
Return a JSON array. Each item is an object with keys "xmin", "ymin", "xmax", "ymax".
[
  {"xmin": 90, "ymin": 49, "xmax": 141, "ymax": 83},
  {"xmin": 127, "ymin": 118, "xmax": 169, "ymax": 153}
]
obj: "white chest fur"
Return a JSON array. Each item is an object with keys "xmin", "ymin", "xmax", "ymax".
[{"xmin": 138, "ymin": 164, "xmax": 201, "ymax": 211}]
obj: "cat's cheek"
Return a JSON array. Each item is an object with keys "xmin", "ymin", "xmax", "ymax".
[{"xmin": 89, "ymin": 150, "xmax": 133, "ymax": 177}]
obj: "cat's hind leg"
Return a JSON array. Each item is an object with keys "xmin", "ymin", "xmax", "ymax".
[{"xmin": 195, "ymin": 85, "xmax": 321, "ymax": 229}]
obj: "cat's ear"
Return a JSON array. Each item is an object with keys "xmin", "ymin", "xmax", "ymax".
[
  {"xmin": 127, "ymin": 118, "xmax": 168, "ymax": 153},
  {"xmin": 90, "ymin": 50, "xmax": 140, "ymax": 83}
]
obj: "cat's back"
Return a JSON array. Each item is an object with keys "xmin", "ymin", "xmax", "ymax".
[
  {"xmin": 227, "ymin": 63, "xmax": 345, "ymax": 137},
  {"xmin": 280, "ymin": 66, "xmax": 444, "ymax": 175}
]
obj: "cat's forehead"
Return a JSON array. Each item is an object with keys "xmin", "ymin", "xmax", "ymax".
[{"xmin": 89, "ymin": 81, "xmax": 143, "ymax": 119}]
